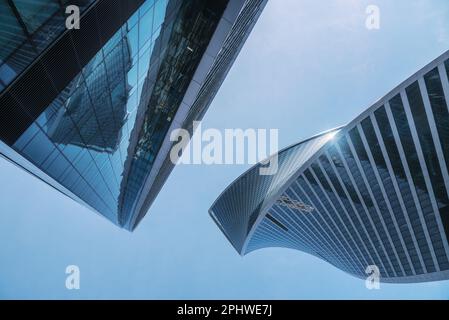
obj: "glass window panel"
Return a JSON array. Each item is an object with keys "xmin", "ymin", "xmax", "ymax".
[
  {"xmin": 12, "ymin": 0, "xmax": 59, "ymax": 33},
  {"xmin": 139, "ymin": 7, "xmax": 154, "ymax": 49},
  {"xmin": 22, "ymin": 130, "xmax": 55, "ymax": 165},
  {"xmin": 0, "ymin": 0, "xmax": 27, "ymax": 61},
  {"xmin": 153, "ymin": 0, "xmax": 167, "ymax": 30},
  {"xmin": 126, "ymin": 24, "xmax": 139, "ymax": 59}
]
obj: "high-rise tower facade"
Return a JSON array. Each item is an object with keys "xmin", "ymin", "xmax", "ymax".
[
  {"xmin": 210, "ymin": 51, "xmax": 449, "ymax": 283},
  {"xmin": 0, "ymin": 0, "xmax": 267, "ymax": 230}
]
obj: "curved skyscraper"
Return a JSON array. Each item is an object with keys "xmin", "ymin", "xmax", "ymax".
[
  {"xmin": 210, "ymin": 50, "xmax": 449, "ymax": 283},
  {"xmin": 0, "ymin": 0, "xmax": 267, "ymax": 230}
]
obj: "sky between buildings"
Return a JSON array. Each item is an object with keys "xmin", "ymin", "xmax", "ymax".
[{"xmin": 1, "ymin": 0, "xmax": 449, "ymax": 299}]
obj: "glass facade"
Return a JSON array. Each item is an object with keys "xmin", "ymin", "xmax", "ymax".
[
  {"xmin": 211, "ymin": 51, "xmax": 449, "ymax": 283},
  {"xmin": 209, "ymin": 130, "xmax": 340, "ymax": 254},
  {"xmin": 0, "ymin": 0, "xmax": 268, "ymax": 230},
  {"xmin": 0, "ymin": 0, "xmax": 95, "ymax": 90}
]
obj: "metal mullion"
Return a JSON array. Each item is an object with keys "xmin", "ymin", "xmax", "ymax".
[
  {"xmin": 286, "ymin": 185, "xmax": 354, "ymax": 269},
  {"xmin": 386, "ymin": 100, "xmax": 446, "ymax": 268},
  {"xmin": 254, "ymin": 218, "xmax": 301, "ymax": 250},
  {"xmin": 371, "ymin": 112, "xmax": 425, "ymax": 273},
  {"xmin": 401, "ymin": 89, "xmax": 448, "ymax": 267},
  {"xmin": 307, "ymin": 166, "xmax": 367, "ymax": 272},
  {"xmin": 419, "ymin": 77, "xmax": 449, "ymax": 201},
  {"xmin": 267, "ymin": 206, "xmax": 334, "ymax": 262},
  {"xmin": 438, "ymin": 63, "xmax": 449, "ymax": 114},
  {"xmin": 291, "ymin": 180, "xmax": 361, "ymax": 274},
  {"xmin": 276, "ymin": 192, "xmax": 354, "ymax": 273},
  {"xmin": 334, "ymin": 139, "xmax": 402, "ymax": 276},
  {"xmin": 273, "ymin": 200, "xmax": 338, "ymax": 260},
  {"xmin": 346, "ymin": 128, "xmax": 416, "ymax": 275},
  {"xmin": 323, "ymin": 150, "xmax": 388, "ymax": 275},
  {"xmin": 270, "ymin": 207, "xmax": 333, "ymax": 259},
  {"xmin": 358, "ymin": 121, "xmax": 430, "ymax": 273},
  {"xmin": 315, "ymin": 159, "xmax": 372, "ymax": 271},
  {"xmin": 311, "ymin": 162, "xmax": 367, "ymax": 272}
]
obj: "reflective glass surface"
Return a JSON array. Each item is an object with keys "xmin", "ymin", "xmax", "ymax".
[
  {"xmin": 0, "ymin": 0, "xmax": 95, "ymax": 90},
  {"xmin": 8, "ymin": 0, "xmax": 228, "ymax": 228},
  {"xmin": 223, "ymin": 56, "xmax": 449, "ymax": 281}
]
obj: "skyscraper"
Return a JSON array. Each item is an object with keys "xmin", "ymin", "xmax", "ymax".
[
  {"xmin": 0, "ymin": 0, "xmax": 267, "ymax": 230},
  {"xmin": 210, "ymin": 50, "xmax": 449, "ymax": 283}
]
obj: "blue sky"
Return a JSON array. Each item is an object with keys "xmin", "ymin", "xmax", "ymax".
[{"xmin": 1, "ymin": 0, "xmax": 449, "ymax": 299}]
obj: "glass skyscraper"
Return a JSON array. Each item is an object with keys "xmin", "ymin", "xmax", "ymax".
[
  {"xmin": 0, "ymin": 0, "xmax": 267, "ymax": 230},
  {"xmin": 210, "ymin": 50, "xmax": 449, "ymax": 283}
]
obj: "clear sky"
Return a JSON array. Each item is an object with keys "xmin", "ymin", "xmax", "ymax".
[{"xmin": 1, "ymin": 0, "xmax": 449, "ymax": 299}]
